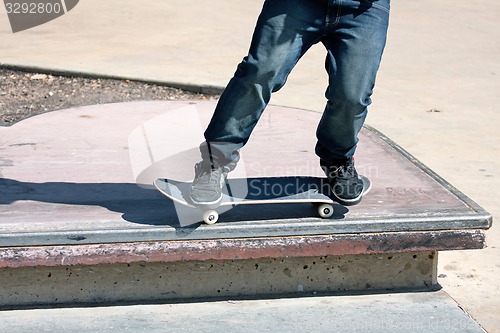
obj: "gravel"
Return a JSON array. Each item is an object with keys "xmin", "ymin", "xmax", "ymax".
[{"xmin": 0, "ymin": 68, "xmax": 219, "ymax": 126}]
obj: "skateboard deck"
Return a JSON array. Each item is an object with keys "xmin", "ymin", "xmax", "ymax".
[{"xmin": 154, "ymin": 176, "xmax": 371, "ymax": 224}]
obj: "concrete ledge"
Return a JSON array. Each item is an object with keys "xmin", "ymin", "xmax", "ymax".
[
  {"xmin": 0, "ymin": 230, "xmax": 484, "ymax": 269},
  {"xmin": 0, "ymin": 101, "xmax": 492, "ymax": 306},
  {"xmin": 0, "ymin": 251, "xmax": 437, "ymax": 308}
]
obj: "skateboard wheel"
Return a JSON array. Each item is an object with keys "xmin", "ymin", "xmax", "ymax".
[
  {"xmin": 202, "ymin": 210, "xmax": 219, "ymax": 225},
  {"xmin": 317, "ymin": 204, "xmax": 333, "ymax": 218}
]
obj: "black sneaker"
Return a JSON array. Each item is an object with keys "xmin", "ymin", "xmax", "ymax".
[
  {"xmin": 320, "ymin": 157, "xmax": 364, "ymax": 206},
  {"xmin": 189, "ymin": 161, "xmax": 228, "ymax": 206}
]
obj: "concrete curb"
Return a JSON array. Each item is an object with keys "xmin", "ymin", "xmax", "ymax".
[{"xmin": 0, "ymin": 63, "xmax": 225, "ymax": 95}]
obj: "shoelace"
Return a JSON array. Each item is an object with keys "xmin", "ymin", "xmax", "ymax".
[
  {"xmin": 194, "ymin": 162, "xmax": 221, "ymax": 185},
  {"xmin": 336, "ymin": 163, "xmax": 355, "ymax": 179}
]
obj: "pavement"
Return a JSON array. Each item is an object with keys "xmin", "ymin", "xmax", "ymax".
[
  {"xmin": 0, "ymin": 291, "xmax": 486, "ymax": 333},
  {"xmin": 0, "ymin": 0, "xmax": 499, "ymax": 332}
]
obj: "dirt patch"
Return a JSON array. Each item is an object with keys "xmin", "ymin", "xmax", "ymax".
[{"xmin": 0, "ymin": 68, "xmax": 219, "ymax": 126}]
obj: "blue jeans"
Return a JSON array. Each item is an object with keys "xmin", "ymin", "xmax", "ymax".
[{"xmin": 202, "ymin": 0, "xmax": 390, "ymax": 166}]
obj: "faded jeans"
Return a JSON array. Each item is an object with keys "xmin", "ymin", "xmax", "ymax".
[{"xmin": 202, "ymin": 0, "xmax": 390, "ymax": 167}]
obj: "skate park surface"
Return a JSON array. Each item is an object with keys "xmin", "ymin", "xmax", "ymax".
[{"xmin": 0, "ymin": 0, "xmax": 499, "ymax": 332}]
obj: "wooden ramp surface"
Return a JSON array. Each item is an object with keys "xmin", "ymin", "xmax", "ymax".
[{"xmin": 0, "ymin": 101, "xmax": 491, "ymax": 254}]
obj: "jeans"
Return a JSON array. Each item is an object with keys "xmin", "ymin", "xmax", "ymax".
[{"xmin": 202, "ymin": 0, "xmax": 390, "ymax": 166}]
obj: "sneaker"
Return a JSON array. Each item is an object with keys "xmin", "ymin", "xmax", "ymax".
[
  {"xmin": 320, "ymin": 157, "xmax": 364, "ymax": 206},
  {"xmin": 189, "ymin": 160, "xmax": 228, "ymax": 206}
]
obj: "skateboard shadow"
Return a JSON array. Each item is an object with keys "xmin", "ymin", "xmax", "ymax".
[
  {"xmin": 0, "ymin": 178, "xmax": 350, "ymax": 229},
  {"xmin": 0, "ymin": 178, "xmax": 180, "ymax": 227}
]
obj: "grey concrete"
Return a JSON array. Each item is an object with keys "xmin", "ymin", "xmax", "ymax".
[
  {"xmin": 0, "ymin": 252, "xmax": 436, "ymax": 308},
  {"xmin": 0, "ymin": 291, "xmax": 485, "ymax": 333},
  {"xmin": 1, "ymin": 0, "xmax": 499, "ymax": 331}
]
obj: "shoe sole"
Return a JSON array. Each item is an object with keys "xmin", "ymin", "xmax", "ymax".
[
  {"xmin": 189, "ymin": 195, "xmax": 223, "ymax": 208},
  {"xmin": 332, "ymin": 192, "xmax": 363, "ymax": 206}
]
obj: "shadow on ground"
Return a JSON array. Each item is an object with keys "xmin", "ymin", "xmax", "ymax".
[{"xmin": 0, "ymin": 178, "xmax": 349, "ymax": 228}]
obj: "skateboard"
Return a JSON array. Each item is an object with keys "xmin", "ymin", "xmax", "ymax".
[{"xmin": 154, "ymin": 176, "xmax": 371, "ymax": 225}]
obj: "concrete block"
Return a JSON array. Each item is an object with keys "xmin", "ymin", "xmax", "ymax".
[{"xmin": 0, "ymin": 251, "xmax": 437, "ymax": 307}]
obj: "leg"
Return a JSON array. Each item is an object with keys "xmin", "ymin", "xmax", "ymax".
[
  {"xmin": 315, "ymin": 0, "xmax": 390, "ymax": 162},
  {"xmin": 317, "ymin": 0, "xmax": 390, "ymax": 205},
  {"xmin": 191, "ymin": 0, "xmax": 326, "ymax": 205},
  {"xmin": 203, "ymin": 0, "xmax": 325, "ymax": 166}
]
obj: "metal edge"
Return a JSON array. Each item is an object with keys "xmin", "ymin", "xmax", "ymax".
[{"xmin": 0, "ymin": 213, "xmax": 491, "ymax": 247}]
